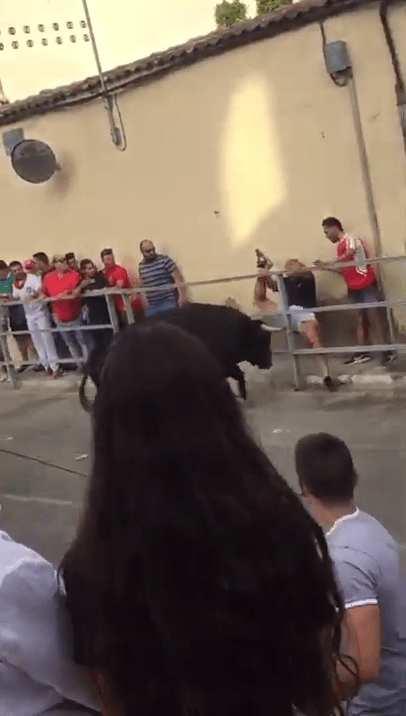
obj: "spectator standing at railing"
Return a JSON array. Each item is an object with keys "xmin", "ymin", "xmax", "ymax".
[
  {"xmin": 8, "ymin": 260, "xmax": 34, "ymax": 373},
  {"xmin": 42, "ymin": 255, "xmax": 87, "ymax": 368},
  {"xmin": 79, "ymin": 259, "xmax": 112, "ymax": 351},
  {"xmin": 0, "ymin": 260, "xmax": 12, "ymax": 382},
  {"xmin": 32, "ymin": 251, "xmax": 51, "ymax": 278},
  {"xmin": 315, "ymin": 217, "xmax": 394, "ymax": 367},
  {"xmin": 65, "ymin": 252, "xmax": 79, "ymax": 271},
  {"xmin": 12, "ymin": 260, "xmax": 61, "ymax": 379},
  {"xmin": 138, "ymin": 240, "xmax": 188, "ymax": 317},
  {"xmin": 295, "ymin": 433, "xmax": 406, "ymax": 715},
  {"xmin": 33, "ymin": 251, "xmax": 79, "ymax": 372},
  {"xmin": 101, "ymin": 248, "xmax": 132, "ymax": 327}
]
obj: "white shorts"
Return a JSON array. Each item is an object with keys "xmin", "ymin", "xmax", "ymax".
[{"xmin": 289, "ymin": 305, "xmax": 316, "ymax": 329}]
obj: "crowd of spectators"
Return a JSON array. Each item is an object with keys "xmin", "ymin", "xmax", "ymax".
[{"xmin": 0, "ymin": 241, "xmax": 186, "ymax": 380}]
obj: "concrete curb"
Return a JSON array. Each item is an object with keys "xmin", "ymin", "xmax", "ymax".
[{"xmin": 306, "ymin": 372, "xmax": 395, "ymax": 388}]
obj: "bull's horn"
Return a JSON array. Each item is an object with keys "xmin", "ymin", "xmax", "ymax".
[{"xmin": 260, "ymin": 324, "xmax": 282, "ymax": 333}]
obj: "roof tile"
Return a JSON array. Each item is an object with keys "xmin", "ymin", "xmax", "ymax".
[{"xmin": 0, "ymin": 0, "xmax": 387, "ymax": 125}]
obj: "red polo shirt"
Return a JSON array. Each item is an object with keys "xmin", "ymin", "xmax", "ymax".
[
  {"xmin": 336, "ymin": 234, "xmax": 375, "ymax": 290},
  {"xmin": 42, "ymin": 269, "xmax": 82, "ymax": 322},
  {"xmin": 103, "ymin": 264, "xmax": 131, "ymax": 313}
]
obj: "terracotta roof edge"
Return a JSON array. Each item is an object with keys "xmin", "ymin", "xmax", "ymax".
[{"xmin": 0, "ymin": 0, "xmax": 389, "ymax": 126}]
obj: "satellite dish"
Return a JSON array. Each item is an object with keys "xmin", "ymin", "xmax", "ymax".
[{"xmin": 11, "ymin": 139, "xmax": 57, "ymax": 183}]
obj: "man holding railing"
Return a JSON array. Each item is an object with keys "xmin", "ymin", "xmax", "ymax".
[
  {"xmin": 42, "ymin": 255, "xmax": 87, "ymax": 369},
  {"xmin": 12, "ymin": 259, "xmax": 61, "ymax": 379},
  {"xmin": 138, "ymin": 240, "xmax": 188, "ymax": 317},
  {"xmin": 316, "ymin": 217, "xmax": 394, "ymax": 367},
  {"xmin": 254, "ymin": 256, "xmax": 333, "ymax": 389}
]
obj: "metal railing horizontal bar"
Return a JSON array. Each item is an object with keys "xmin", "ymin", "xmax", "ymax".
[
  {"xmin": 255, "ymin": 298, "xmax": 406, "ymax": 319},
  {"xmin": 0, "ymin": 358, "xmax": 80, "ymax": 367},
  {"xmin": 1, "ymin": 254, "xmax": 406, "ymax": 390},
  {"xmin": 293, "ymin": 343, "xmax": 404, "ymax": 356},
  {"xmin": 1, "ymin": 254, "xmax": 404, "ymax": 306},
  {"xmin": 0, "ymin": 324, "xmax": 113, "ymax": 337},
  {"xmin": 2, "ymin": 296, "xmax": 405, "ymax": 318}
]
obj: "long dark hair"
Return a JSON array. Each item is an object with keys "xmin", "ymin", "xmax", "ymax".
[{"xmin": 61, "ymin": 322, "xmax": 345, "ymax": 716}]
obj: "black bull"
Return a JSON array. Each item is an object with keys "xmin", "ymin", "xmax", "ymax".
[{"xmin": 79, "ymin": 302, "xmax": 273, "ymax": 411}]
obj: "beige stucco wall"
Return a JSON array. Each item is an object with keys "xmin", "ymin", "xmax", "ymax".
[
  {"xmin": 1, "ymin": 4, "xmax": 406, "ymax": 325},
  {"xmin": 0, "ymin": 0, "xmax": 257, "ymax": 101}
]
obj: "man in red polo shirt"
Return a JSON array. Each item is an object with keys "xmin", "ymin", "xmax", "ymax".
[
  {"xmin": 315, "ymin": 217, "xmax": 393, "ymax": 366},
  {"xmin": 42, "ymin": 255, "xmax": 86, "ymax": 366},
  {"xmin": 101, "ymin": 248, "xmax": 132, "ymax": 326}
]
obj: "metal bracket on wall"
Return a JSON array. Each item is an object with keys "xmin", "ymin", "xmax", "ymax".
[{"xmin": 2, "ymin": 128, "xmax": 24, "ymax": 156}]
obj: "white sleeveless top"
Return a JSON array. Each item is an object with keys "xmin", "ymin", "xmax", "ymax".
[{"xmin": 0, "ymin": 530, "xmax": 96, "ymax": 716}]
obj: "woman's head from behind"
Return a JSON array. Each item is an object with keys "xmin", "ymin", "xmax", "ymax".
[{"xmin": 62, "ymin": 322, "xmax": 343, "ymax": 716}]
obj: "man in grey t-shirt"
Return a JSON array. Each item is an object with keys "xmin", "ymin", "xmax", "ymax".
[{"xmin": 295, "ymin": 433, "xmax": 406, "ymax": 716}]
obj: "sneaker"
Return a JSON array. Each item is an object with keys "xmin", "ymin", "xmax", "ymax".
[{"xmin": 344, "ymin": 354, "xmax": 371, "ymax": 366}]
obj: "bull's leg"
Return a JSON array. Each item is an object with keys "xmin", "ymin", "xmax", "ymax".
[{"xmin": 227, "ymin": 364, "xmax": 247, "ymax": 400}]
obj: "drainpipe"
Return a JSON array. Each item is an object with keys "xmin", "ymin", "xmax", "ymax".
[
  {"xmin": 322, "ymin": 39, "xmax": 383, "ymax": 257},
  {"xmin": 322, "ymin": 37, "xmax": 396, "ymax": 340},
  {"xmin": 347, "ymin": 73, "xmax": 383, "ymax": 258},
  {"xmin": 379, "ymin": 0, "xmax": 406, "ymax": 156}
]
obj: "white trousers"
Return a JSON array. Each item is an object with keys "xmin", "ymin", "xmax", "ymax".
[{"xmin": 26, "ymin": 312, "xmax": 59, "ymax": 371}]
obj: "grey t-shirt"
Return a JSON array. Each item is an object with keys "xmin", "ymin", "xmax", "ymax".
[{"xmin": 327, "ymin": 509, "xmax": 406, "ymax": 716}]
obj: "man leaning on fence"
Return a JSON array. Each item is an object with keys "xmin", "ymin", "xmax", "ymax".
[
  {"xmin": 13, "ymin": 259, "xmax": 61, "ymax": 379},
  {"xmin": 0, "ymin": 260, "xmax": 12, "ymax": 382},
  {"xmin": 41, "ymin": 256, "xmax": 87, "ymax": 368},
  {"xmin": 138, "ymin": 240, "xmax": 187, "ymax": 317},
  {"xmin": 315, "ymin": 217, "xmax": 394, "ymax": 367}
]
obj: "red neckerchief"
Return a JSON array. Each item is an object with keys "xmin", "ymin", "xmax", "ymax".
[{"xmin": 13, "ymin": 273, "xmax": 27, "ymax": 290}]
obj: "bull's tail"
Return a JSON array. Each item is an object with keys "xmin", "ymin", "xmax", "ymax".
[{"xmin": 79, "ymin": 374, "xmax": 93, "ymax": 413}]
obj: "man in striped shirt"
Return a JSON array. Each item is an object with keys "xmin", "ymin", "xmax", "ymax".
[{"xmin": 138, "ymin": 240, "xmax": 187, "ymax": 317}]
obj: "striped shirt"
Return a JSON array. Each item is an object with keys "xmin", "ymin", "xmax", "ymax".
[{"xmin": 138, "ymin": 254, "xmax": 177, "ymax": 309}]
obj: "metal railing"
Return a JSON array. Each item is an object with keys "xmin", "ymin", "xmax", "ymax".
[{"xmin": 1, "ymin": 254, "xmax": 406, "ymax": 390}]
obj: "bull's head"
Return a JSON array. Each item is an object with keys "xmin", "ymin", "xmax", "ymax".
[{"xmin": 245, "ymin": 318, "xmax": 278, "ymax": 370}]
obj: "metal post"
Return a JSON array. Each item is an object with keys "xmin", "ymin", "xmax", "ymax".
[
  {"xmin": 106, "ymin": 295, "xmax": 119, "ymax": 333},
  {"xmin": 348, "ymin": 73, "xmax": 396, "ymax": 344},
  {"xmin": 275, "ymin": 274, "xmax": 302, "ymax": 390},
  {"xmin": 0, "ymin": 325, "xmax": 16, "ymax": 389},
  {"xmin": 123, "ymin": 293, "xmax": 134, "ymax": 324}
]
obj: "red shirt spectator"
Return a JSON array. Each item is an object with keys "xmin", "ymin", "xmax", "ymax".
[
  {"xmin": 335, "ymin": 234, "xmax": 375, "ymax": 290},
  {"xmin": 42, "ymin": 259, "xmax": 82, "ymax": 322},
  {"xmin": 101, "ymin": 249, "xmax": 131, "ymax": 314}
]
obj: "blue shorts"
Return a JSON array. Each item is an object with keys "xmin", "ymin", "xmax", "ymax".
[{"xmin": 348, "ymin": 282, "xmax": 380, "ymax": 305}]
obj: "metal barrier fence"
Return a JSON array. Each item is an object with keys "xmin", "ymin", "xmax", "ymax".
[{"xmin": 1, "ymin": 254, "xmax": 406, "ymax": 390}]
